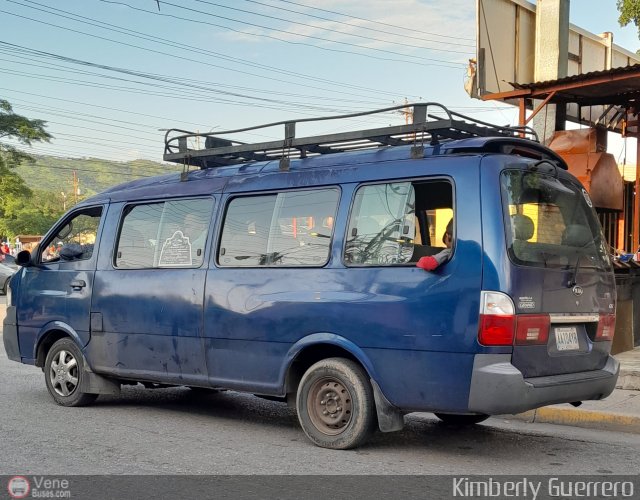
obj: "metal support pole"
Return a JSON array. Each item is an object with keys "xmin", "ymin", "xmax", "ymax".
[
  {"xmin": 525, "ymin": 92, "xmax": 557, "ymax": 125},
  {"xmin": 519, "ymin": 98, "xmax": 526, "ymax": 126},
  {"xmin": 635, "ymin": 137, "xmax": 640, "ymax": 252}
]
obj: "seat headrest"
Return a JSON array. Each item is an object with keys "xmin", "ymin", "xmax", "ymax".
[
  {"xmin": 562, "ymin": 224, "xmax": 593, "ymax": 247},
  {"xmin": 511, "ymin": 214, "xmax": 534, "ymax": 241}
]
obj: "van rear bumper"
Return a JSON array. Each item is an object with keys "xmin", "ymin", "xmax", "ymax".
[{"xmin": 467, "ymin": 353, "xmax": 619, "ymax": 415}]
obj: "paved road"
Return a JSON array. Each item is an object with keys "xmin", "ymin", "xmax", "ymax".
[{"xmin": 1, "ymin": 345, "xmax": 639, "ymax": 475}]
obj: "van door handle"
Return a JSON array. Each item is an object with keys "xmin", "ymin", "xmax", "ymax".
[{"xmin": 70, "ymin": 280, "xmax": 86, "ymax": 290}]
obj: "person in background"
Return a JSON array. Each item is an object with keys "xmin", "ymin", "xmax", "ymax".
[
  {"xmin": 416, "ymin": 219, "xmax": 453, "ymax": 271},
  {"xmin": 1, "ymin": 242, "xmax": 9, "ymax": 255}
]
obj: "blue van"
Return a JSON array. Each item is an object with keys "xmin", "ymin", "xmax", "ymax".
[{"xmin": 3, "ymin": 104, "xmax": 618, "ymax": 449}]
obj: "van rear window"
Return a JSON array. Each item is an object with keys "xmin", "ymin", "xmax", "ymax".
[{"xmin": 501, "ymin": 170, "xmax": 610, "ymax": 269}]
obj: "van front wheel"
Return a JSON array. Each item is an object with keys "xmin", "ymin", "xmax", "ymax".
[
  {"xmin": 44, "ymin": 338, "xmax": 98, "ymax": 407},
  {"xmin": 296, "ymin": 358, "xmax": 376, "ymax": 450}
]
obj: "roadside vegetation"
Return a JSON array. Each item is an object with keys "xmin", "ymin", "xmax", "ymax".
[{"xmin": 0, "ymin": 99, "xmax": 177, "ymax": 240}]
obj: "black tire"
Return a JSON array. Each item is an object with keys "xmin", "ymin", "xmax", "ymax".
[
  {"xmin": 434, "ymin": 413, "xmax": 490, "ymax": 425},
  {"xmin": 296, "ymin": 358, "xmax": 376, "ymax": 450},
  {"xmin": 44, "ymin": 338, "xmax": 98, "ymax": 407}
]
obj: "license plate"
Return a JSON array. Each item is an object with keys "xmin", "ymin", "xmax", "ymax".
[{"xmin": 555, "ymin": 326, "xmax": 580, "ymax": 351}]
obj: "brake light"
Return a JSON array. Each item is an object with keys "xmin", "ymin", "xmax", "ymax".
[
  {"xmin": 478, "ymin": 291, "xmax": 515, "ymax": 346},
  {"xmin": 595, "ymin": 313, "xmax": 616, "ymax": 341},
  {"xmin": 515, "ymin": 314, "xmax": 550, "ymax": 345}
]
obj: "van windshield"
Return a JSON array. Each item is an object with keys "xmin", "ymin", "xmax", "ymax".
[{"xmin": 500, "ymin": 170, "xmax": 610, "ymax": 270}]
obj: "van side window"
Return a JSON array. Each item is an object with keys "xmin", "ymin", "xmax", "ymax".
[
  {"xmin": 345, "ymin": 181, "xmax": 453, "ymax": 266},
  {"xmin": 115, "ymin": 198, "xmax": 214, "ymax": 269},
  {"xmin": 218, "ymin": 188, "xmax": 339, "ymax": 267},
  {"xmin": 41, "ymin": 207, "xmax": 103, "ymax": 264}
]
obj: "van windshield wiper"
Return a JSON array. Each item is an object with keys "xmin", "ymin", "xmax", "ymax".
[{"xmin": 567, "ymin": 253, "xmax": 582, "ymax": 288}]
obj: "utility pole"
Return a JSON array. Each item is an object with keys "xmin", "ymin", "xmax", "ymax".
[
  {"xmin": 72, "ymin": 170, "xmax": 79, "ymax": 205},
  {"xmin": 396, "ymin": 97, "xmax": 413, "ymax": 125}
]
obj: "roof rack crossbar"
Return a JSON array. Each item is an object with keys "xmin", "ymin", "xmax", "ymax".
[{"xmin": 163, "ymin": 103, "xmax": 539, "ymax": 168}]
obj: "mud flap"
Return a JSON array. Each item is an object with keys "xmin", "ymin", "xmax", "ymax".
[
  {"xmin": 80, "ymin": 365, "xmax": 121, "ymax": 395},
  {"xmin": 371, "ymin": 379, "xmax": 404, "ymax": 432}
]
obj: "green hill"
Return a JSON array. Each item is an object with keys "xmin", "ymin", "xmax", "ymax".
[{"xmin": 16, "ymin": 155, "xmax": 184, "ymax": 198}]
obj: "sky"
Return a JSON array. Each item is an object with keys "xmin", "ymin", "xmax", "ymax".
[{"xmin": 1, "ymin": 0, "xmax": 639, "ymax": 170}]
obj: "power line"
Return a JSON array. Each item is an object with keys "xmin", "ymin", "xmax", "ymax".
[
  {"xmin": 13, "ymin": 142, "xmax": 167, "ymax": 167},
  {"xmin": 17, "ymin": 160, "xmax": 169, "ymax": 178},
  {"xmin": 49, "ymin": 132, "xmax": 161, "ymax": 155},
  {"xmin": 97, "ymin": 0, "xmax": 467, "ymax": 67},
  {"xmin": 241, "ymin": 0, "xmax": 476, "ymax": 48},
  {"xmin": 1, "ymin": 85, "xmax": 170, "ymax": 135},
  {"xmin": 0, "ymin": 87, "xmax": 221, "ymax": 131},
  {"xmin": 13, "ymin": 138, "xmax": 161, "ymax": 161},
  {"xmin": 271, "ymin": 0, "xmax": 476, "ymax": 41},
  {"xmin": 3, "ymin": 104, "xmax": 164, "ymax": 144},
  {"xmin": 5, "ymin": 0, "xmax": 459, "ymax": 103},
  {"xmin": 0, "ymin": 67, "xmax": 362, "ymax": 117},
  {"xmin": 1, "ymin": 80, "xmax": 390, "ymax": 143},
  {"xmin": 0, "ymin": 48, "xmax": 381, "ymax": 114},
  {"xmin": 0, "ymin": 59, "xmax": 398, "ymax": 128},
  {"xmin": 190, "ymin": 0, "xmax": 475, "ymax": 54},
  {"xmin": 0, "ymin": 47, "xmax": 388, "ymax": 107}
]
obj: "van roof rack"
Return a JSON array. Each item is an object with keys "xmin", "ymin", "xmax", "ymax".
[{"xmin": 163, "ymin": 102, "xmax": 538, "ymax": 170}]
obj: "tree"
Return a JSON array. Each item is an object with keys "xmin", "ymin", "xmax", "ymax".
[
  {"xmin": 0, "ymin": 187, "xmax": 63, "ymax": 238},
  {"xmin": 0, "ymin": 99, "xmax": 52, "ymax": 168},
  {"xmin": 617, "ymin": 0, "xmax": 640, "ymax": 38},
  {"xmin": 0, "ymin": 99, "xmax": 55, "ymax": 242}
]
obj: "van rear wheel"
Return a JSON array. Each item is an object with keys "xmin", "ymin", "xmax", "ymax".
[
  {"xmin": 434, "ymin": 413, "xmax": 489, "ymax": 425},
  {"xmin": 44, "ymin": 338, "xmax": 98, "ymax": 407},
  {"xmin": 296, "ymin": 358, "xmax": 376, "ymax": 450}
]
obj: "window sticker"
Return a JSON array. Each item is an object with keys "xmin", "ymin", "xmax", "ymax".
[{"xmin": 159, "ymin": 230, "xmax": 193, "ymax": 267}]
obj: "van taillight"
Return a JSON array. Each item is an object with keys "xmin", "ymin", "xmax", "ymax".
[
  {"xmin": 478, "ymin": 291, "xmax": 515, "ymax": 346},
  {"xmin": 595, "ymin": 313, "xmax": 616, "ymax": 341},
  {"xmin": 515, "ymin": 314, "xmax": 550, "ymax": 345}
]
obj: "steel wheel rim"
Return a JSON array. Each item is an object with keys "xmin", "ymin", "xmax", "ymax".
[
  {"xmin": 307, "ymin": 377, "xmax": 353, "ymax": 436},
  {"xmin": 49, "ymin": 349, "xmax": 79, "ymax": 397}
]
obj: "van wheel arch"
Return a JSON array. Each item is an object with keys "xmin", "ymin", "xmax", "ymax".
[
  {"xmin": 36, "ymin": 330, "xmax": 73, "ymax": 368},
  {"xmin": 285, "ymin": 343, "xmax": 360, "ymax": 396},
  {"xmin": 285, "ymin": 343, "xmax": 404, "ymax": 435}
]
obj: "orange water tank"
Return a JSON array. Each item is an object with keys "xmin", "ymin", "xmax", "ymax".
[{"xmin": 548, "ymin": 129, "xmax": 623, "ymax": 211}]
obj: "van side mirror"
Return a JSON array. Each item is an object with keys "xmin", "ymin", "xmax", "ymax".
[
  {"xmin": 16, "ymin": 250, "xmax": 32, "ymax": 267},
  {"xmin": 57, "ymin": 222, "xmax": 73, "ymax": 239}
]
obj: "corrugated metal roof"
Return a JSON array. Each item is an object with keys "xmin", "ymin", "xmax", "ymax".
[
  {"xmin": 509, "ymin": 65, "xmax": 640, "ymax": 106},
  {"xmin": 512, "ymin": 64, "xmax": 640, "ymax": 90}
]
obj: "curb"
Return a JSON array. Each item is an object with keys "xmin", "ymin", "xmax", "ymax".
[
  {"xmin": 617, "ymin": 369, "xmax": 640, "ymax": 391},
  {"xmin": 614, "ymin": 347, "xmax": 640, "ymax": 390},
  {"xmin": 503, "ymin": 407, "xmax": 640, "ymax": 434}
]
